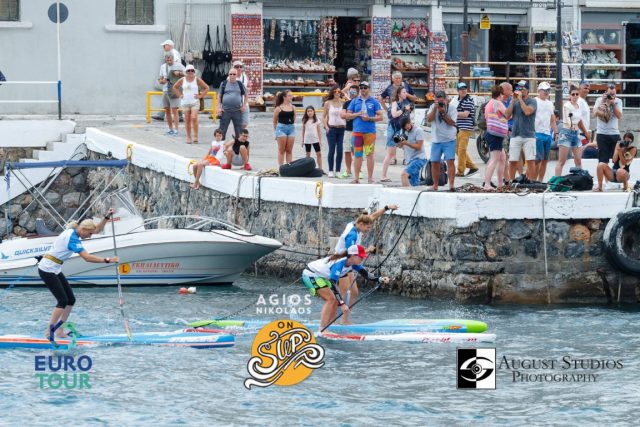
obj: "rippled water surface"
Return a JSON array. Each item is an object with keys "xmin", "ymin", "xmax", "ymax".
[{"xmin": 1, "ymin": 276, "xmax": 638, "ymax": 426}]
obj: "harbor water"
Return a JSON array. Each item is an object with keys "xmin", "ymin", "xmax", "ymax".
[{"xmin": 0, "ymin": 276, "xmax": 638, "ymax": 426}]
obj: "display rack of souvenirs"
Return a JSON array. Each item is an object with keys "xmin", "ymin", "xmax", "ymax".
[
  {"xmin": 263, "ymin": 18, "xmax": 337, "ymax": 63},
  {"xmin": 429, "ymin": 31, "xmax": 448, "ymax": 92},
  {"xmin": 391, "ymin": 19, "xmax": 429, "ymax": 55}
]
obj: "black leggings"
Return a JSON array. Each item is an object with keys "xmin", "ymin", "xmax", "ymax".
[
  {"xmin": 39, "ymin": 269, "xmax": 76, "ymax": 308},
  {"xmin": 304, "ymin": 142, "xmax": 321, "ymax": 153}
]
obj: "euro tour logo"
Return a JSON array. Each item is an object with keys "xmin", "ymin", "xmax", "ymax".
[
  {"xmin": 34, "ymin": 355, "xmax": 93, "ymax": 390},
  {"xmin": 457, "ymin": 348, "xmax": 496, "ymax": 390}
]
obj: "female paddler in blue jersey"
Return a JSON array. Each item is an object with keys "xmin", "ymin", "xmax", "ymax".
[
  {"xmin": 39, "ymin": 210, "xmax": 119, "ymax": 340},
  {"xmin": 302, "ymin": 244, "xmax": 390, "ymax": 330},
  {"xmin": 335, "ymin": 204, "xmax": 397, "ymax": 324}
]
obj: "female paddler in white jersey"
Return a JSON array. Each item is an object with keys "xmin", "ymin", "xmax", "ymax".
[
  {"xmin": 335, "ymin": 204, "xmax": 397, "ymax": 324},
  {"xmin": 38, "ymin": 210, "xmax": 119, "ymax": 340},
  {"xmin": 302, "ymin": 244, "xmax": 390, "ymax": 330}
]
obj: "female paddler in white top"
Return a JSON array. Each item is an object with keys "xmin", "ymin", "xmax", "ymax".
[
  {"xmin": 302, "ymin": 244, "xmax": 390, "ymax": 330},
  {"xmin": 38, "ymin": 209, "xmax": 119, "ymax": 340},
  {"xmin": 335, "ymin": 204, "xmax": 397, "ymax": 324}
]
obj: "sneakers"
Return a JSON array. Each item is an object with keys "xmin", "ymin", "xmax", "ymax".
[
  {"xmin": 329, "ymin": 171, "xmax": 336, "ymax": 178},
  {"xmin": 338, "ymin": 171, "xmax": 352, "ymax": 179},
  {"xmin": 465, "ymin": 168, "xmax": 479, "ymax": 177},
  {"xmin": 166, "ymin": 129, "xmax": 177, "ymax": 136},
  {"xmin": 221, "ymin": 164, "xmax": 231, "ymax": 169},
  {"xmin": 243, "ymin": 163, "xmax": 252, "ymax": 171}
]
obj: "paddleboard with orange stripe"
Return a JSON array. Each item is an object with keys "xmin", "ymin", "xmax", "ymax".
[{"xmin": 318, "ymin": 331, "xmax": 497, "ymax": 343}]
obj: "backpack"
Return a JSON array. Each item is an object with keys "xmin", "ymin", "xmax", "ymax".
[
  {"xmin": 420, "ymin": 160, "xmax": 448, "ymax": 186},
  {"xmin": 548, "ymin": 170, "xmax": 593, "ymax": 192},
  {"xmin": 219, "ymin": 79, "xmax": 246, "ymax": 103},
  {"xmin": 476, "ymin": 100, "xmax": 489, "ymax": 130}
]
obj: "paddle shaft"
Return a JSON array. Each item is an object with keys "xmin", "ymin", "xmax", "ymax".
[
  {"xmin": 320, "ymin": 282, "xmax": 381, "ymax": 333},
  {"xmin": 110, "ymin": 217, "xmax": 133, "ymax": 340}
]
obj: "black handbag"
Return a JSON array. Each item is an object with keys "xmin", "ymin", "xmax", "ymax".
[
  {"xmin": 202, "ymin": 62, "xmax": 215, "ymax": 86},
  {"xmin": 222, "ymin": 24, "xmax": 232, "ymax": 63},
  {"xmin": 203, "ymin": 25, "xmax": 214, "ymax": 65},
  {"xmin": 213, "ymin": 26, "xmax": 225, "ymax": 66}
]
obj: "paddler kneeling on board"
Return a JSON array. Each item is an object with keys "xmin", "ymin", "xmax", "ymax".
[
  {"xmin": 38, "ymin": 210, "xmax": 119, "ymax": 340},
  {"xmin": 302, "ymin": 244, "xmax": 390, "ymax": 331},
  {"xmin": 335, "ymin": 204, "xmax": 398, "ymax": 324}
]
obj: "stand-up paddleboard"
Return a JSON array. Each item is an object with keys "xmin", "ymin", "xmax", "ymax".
[
  {"xmin": 188, "ymin": 318, "xmax": 488, "ymax": 334},
  {"xmin": 0, "ymin": 330, "xmax": 235, "ymax": 350},
  {"xmin": 319, "ymin": 332, "xmax": 497, "ymax": 344}
]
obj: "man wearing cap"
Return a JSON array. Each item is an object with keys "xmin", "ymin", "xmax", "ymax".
[
  {"xmin": 505, "ymin": 80, "xmax": 537, "ymax": 181},
  {"xmin": 454, "ymin": 82, "xmax": 478, "ymax": 177},
  {"xmin": 231, "ymin": 60, "xmax": 250, "ymax": 129},
  {"xmin": 533, "ymin": 82, "xmax": 558, "ymax": 181},
  {"xmin": 345, "ymin": 81, "xmax": 384, "ymax": 184},
  {"xmin": 153, "ymin": 40, "xmax": 182, "ymax": 122},
  {"xmin": 426, "ymin": 90, "xmax": 457, "ymax": 191},
  {"xmin": 158, "ymin": 53, "xmax": 185, "ymax": 136},
  {"xmin": 593, "ymin": 84, "xmax": 623, "ymax": 164},
  {"xmin": 161, "ymin": 39, "xmax": 181, "ymax": 64}
]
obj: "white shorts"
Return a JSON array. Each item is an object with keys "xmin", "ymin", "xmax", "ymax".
[{"xmin": 509, "ymin": 136, "xmax": 536, "ymax": 161}]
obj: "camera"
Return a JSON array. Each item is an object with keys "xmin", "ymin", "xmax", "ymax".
[
  {"xmin": 393, "ymin": 131, "xmax": 407, "ymax": 144},
  {"xmin": 568, "ymin": 112, "xmax": 573, "ymax": 118},
  {"xmin": 620, "ymin": 139, "xmax": 630, "ymax": 148},
  {"xmin": 606, "ymin": 94, "xmax": 613, "ymax": 100},
  {"xmin": 437, "ymin": 101, "xmax": 445, "ymax": 107}
]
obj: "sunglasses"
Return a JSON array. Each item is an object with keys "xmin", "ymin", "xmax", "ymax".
[
  {"xmin": 353, "ymin": 79, "xmax": 361, "ymax": 82},
  {"xmin": 570, "ymin": 93, "xmax": 579, "ymax": 96},
  {"xmin": 186, "ymin": 70, "xmax": 195, "ymax": 73},
  {"xmin": 229, "ymin": 73, "xmax": 237, "ymax": 76},
  {"xmin": 234, "ymin": 65, "xmax": 243, "ymax": 68},
  {"xmin": 359, "ymin": 85, "xmax": 368, "ymax": 89}
]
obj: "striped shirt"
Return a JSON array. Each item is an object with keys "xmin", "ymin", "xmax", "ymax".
[{"xmin": 456, "ymin": 95, "xmax": 475, "ymax": 130}]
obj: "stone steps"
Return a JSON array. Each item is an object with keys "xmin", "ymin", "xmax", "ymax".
[{"xmin": 1, "ymin": 131, "xmax": 86, "ymax": 205}]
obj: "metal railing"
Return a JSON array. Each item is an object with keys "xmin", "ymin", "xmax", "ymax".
[
  {"xmin": 145, "ymin": 91, "xmax": 218, "ymax": 123},
  {"xmin": 0, "ymin": 81, "xmax": 62, "ymax": 119},
  {"xmin": 431, "ymin": 61, "xmax": 640, "ymax": 106}
]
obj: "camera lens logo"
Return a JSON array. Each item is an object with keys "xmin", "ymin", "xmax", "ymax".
[{"xmin": 457, "ymin": 348, "xmax": 496, "ymax": 389}]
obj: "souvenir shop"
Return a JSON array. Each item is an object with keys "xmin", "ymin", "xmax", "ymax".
[{"xmin": 256, "ymin": 2, "xmax": 434, "ymax": 107}]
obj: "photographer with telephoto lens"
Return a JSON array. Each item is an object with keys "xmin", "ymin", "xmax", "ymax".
[
  {"xmin": 396, "ymin": 117, "xmax": 427, "ymax": 187},
  {"xmin": 596, "ymin": 132, "xmax": 637, "ymax": 191},
  {"xmin": 426, "ymin": 91, "xmax": 457, "ymax": 191},
  {"xmin": 593, "ymin": 83, "xmax": 624, "ymax": 163}
]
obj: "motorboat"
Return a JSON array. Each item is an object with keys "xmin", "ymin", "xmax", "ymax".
[{"xmin": 1, "ymin": 160, "xmax": 282, "ymax": 286}]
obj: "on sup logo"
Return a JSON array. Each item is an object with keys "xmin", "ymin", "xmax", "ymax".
[
  {"xmin": 244, "ymin": 319, "xmax": 325, "ymax": 389},
  {"xmin": 457, "ymin": 348, "xmax": 496, "ymax": 389}
]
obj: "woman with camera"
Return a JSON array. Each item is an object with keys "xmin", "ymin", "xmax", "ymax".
[
  {"xmin": 554, "ymin": 85, "xmax": 589, "ymax": 177},
  {"xmin": 381, "ymin": 86, "xmax": 412, "ymax": 182},
  {"xmin": 595, "ymin": 132, "xmax": 637, "ymax": 191}
]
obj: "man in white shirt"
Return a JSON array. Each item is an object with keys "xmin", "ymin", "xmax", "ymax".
[
  {"xmin": 533, "ymin": 82, "xmax": 558, "ymax": 181},
  {"xmin": 154, "ymin": 40, "xmax": 182, "ymax": 121}
]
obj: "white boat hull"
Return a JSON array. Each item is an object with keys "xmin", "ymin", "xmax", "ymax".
[{"xmin": 0, "ymin": 228, "xmax": 281, "ymax": 287}]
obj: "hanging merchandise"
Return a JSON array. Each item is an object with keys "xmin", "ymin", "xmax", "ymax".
[
  {"xmin": 317, "ymin": 17, "xmax": 337, "ymax": 63},
  {"xmin": 391, "ymin": 19, "xmax": 429, "ymax": 55},
  {"xmin": 222, "ymin": 24, "xmax": 233, "ymax": 64},
  {"xmin": 203, "ymin": 25, "xmax": 214, "ymax": 65},
  {"xmin": 213, "ymin": 26, "xmax": 225, "ymax": 66}
]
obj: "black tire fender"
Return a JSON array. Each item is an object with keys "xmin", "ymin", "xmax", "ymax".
[
  {"xmin": 301, "ymin": 168, "xmax": 323, "ymax": 178},
  {"xmin": 279, "ymin": 157, "xmax": 316, "ymax": 177},
  {"xmin": 602, "ymin": 208, "xmax": 640, "ymax": 275}
]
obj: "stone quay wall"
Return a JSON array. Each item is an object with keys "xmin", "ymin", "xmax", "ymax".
[
  {"xmin": 106, "ymin": 162, "xmax": 639, "ymax": 305},
  {"xmin": 1, "ymin": 149, "xmax": 91, "ymax": 237}
]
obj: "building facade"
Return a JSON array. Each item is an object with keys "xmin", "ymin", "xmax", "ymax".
[{"xmin": 0, "ymin": 0, "xmax": 637, "ymax": 115}]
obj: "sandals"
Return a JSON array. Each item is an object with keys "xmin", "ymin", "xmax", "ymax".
[
  {"xmin": 350, "ymin": 179, "xmax": 360, "ymax": 184},
  {"xmin": 380, "ymin": 178, "xmax": 392, "ymax": 183},
  {"xmin": 390, "ymin": 158, "xmax": 397, "ymax": 165}
]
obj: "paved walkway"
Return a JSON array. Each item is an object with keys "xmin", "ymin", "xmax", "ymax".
[{"xmin": 94, "ymin": 114, "xmax": 490, "ymax": 188}]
